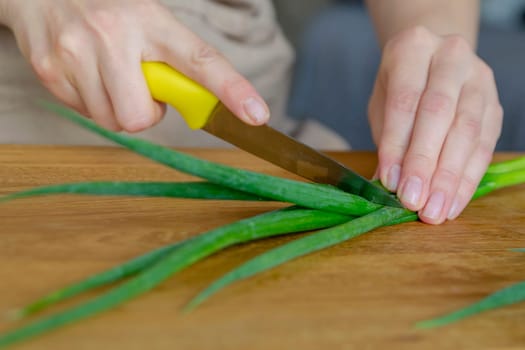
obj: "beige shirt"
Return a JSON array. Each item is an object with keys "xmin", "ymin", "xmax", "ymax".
[{"xmin": 0, "ymin": 0, "xmax": 348, "ymax": 149}]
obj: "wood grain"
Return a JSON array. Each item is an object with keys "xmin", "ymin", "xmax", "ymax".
[{"xmin": 1, "ymin": 145, "xmax": 524, "ymax": 350}]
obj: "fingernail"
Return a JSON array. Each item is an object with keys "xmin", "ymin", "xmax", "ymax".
[
  {"xmin": 400, "ymin": 176, "xmax": 422, "ymax": 207},
  {"xmin": 422, "ymin": 191, "xmax": 445, "ymax": 220},
  {"xmin": 243, "ymin": 97, "xmax": 268, "ymax": 124},
  {"xmin": 386, "ymin": 164, "xmax": 401, "ymax": 191},
  {"xmin": 447, "ymin": 197, "xmax": 461, "ymax": 220}
]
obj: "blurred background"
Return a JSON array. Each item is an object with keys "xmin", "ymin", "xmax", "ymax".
[{"xmin": 272, "ymin": 0, "xmax": 525, "ymax": 150}]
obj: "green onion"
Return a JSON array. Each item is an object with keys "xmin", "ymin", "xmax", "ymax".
[
  {"xmin": 184, "ymin": 207, "xmax": 415, "ymax": 311},
  {"xmin": 10, "ymin": 243, "xmax": 182, "ymax": 320},
  {"xmin": 0, "ymin": 206, "xmax": 352, "ymax": 348},
  {"xmin": 12, "ymin": 204, "xmax": 345, "ymax": 320},
  {"xmin": 1, "ymin": 102, "xmax": 525, "ymax": 347},
  {"xmin": 184, "ymin": 164, "xmax": 525, "ymax": 312},
  {"xmin": 40, "ymin": 102, "xmax": 381, "ymax": 216},
  {"xmin": 413, "ymin": 163, "xmax": 525, "ymax": 329},
  {"xmin": 416, "ymin": 280, "xmax": 525, "ymax": 329},
  {"xmin": 486, "ymin": 156, "xmax": 525, "ymax": 174},
  {"xmin": 0, "ymin": 181, "xmax": 266, "ymax": 203},
  {"xmin": 474, "ymin": 168, "xmax": 525, "ymax": 200}
]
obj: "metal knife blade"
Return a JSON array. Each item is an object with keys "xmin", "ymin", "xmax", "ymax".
[
  {"xmin": 204, "ymin": 104, "xmax": 402, "ymax": 208},
  {"xmin": 141, "ymin": 61, "xmax": 401, "ymax": 207}
]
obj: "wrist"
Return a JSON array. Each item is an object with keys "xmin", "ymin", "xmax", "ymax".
[{"xmin": 366, "ymin": 0, "xmax": 479, "ymax": 49}]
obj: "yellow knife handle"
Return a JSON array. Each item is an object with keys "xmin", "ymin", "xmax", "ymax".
[{"xmin": 141, "ymin": 62, "xmax": 219, "ymax": 129}]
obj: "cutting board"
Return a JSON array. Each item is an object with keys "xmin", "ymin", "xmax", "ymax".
[{"xmin": 0, "ymin": 145, "xmax": 524, "ymax": 349}]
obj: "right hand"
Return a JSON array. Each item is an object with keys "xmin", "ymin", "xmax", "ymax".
[{"xmin": 0, "ymin": 0, "xmax": 270, "ymax": 132}]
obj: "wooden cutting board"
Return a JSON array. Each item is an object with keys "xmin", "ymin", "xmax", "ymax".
[{"xmin": 0, "ymin": 145, "xmax": 524, "ymax": 349}]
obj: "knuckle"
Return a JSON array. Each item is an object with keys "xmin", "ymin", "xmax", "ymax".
[
  {"xmin": 189, "ymin": 42, "xmax": 221, "ymax": 70},
  {"xmin": 434, "ymin": 166, "xmax": 461, "ymax": 186},
  {"xmin": 378, "ymin": 143, "xmax": 405, "ymax": 163},
  {"xmin": 461, "ymin": 173, "xmax": 479, "ymax": 195},
  {"xmin": 31, "ymin": 54, "xmax": 59, "ymax": 85},
  {"xmin": 386, "ymin": 26, "xmax": 432, "ymax": 53},
  {"xmin": 388, "ymin": 87, "xmax": 422, "ymax": 114},
  {"xmin": 478, "ymin": 143, "xmax": 496, "ymax": 165},
  {"xmin": 405, "ymin": 151, "xmax": 434, "ymax": 169},
  {"xmin": 116, "ymin": 105, "xmax": 155, "ymax": 133},
  {"xmin": 455, "ymin": 112, "xmax": 482, "ymax": 140},
  {"xmin": 55, "ymin": 31, "xmax": 84, "ymax": 63},
  {"xmin": 494, "ymin": 103, "xmax": 504, "ymax": 121},
  {"xmin": 442, "ymin": 34, "xmax": 472, "ymax": 55},
  {"xmin": 485, "ymin": 103, "xmax": 504, "ymax": 141},
  {"xmin": 88, "ymin": 9, "xmax": 118, "ymax": 28},
  {"xmin": 84, "ymin": 9, "xmax": 122, "ymax": 43},
  {"xmin": 120, "ymin": 117, "xmax": 150, "ymax": 133},
  {"xmin": 478, "ymin": 61, "xmax": 495, "ymax": 81},
  {"xmin": 420, "ymin": 90, "xmax": 454, "ymax": 114},
  {"xmin": 383, "ymin": 42, "xmax": 408, "ymax": 64},
  {"xmin": 406, "ymin": 25, "xmax": 432, "ymax": 41},
  {"xmin": 220, "ymin": 76, "xmax": 251, "ymax": 101}
]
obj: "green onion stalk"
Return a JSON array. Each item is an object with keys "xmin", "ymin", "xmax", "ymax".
[{"xmin": 0, "ymin": 103, "xmax": 525, "ymax": 347}]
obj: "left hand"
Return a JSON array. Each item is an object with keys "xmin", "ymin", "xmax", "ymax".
[{"xmin": 368, "ymin": 26, "xmax": 503, "ymax": 224}]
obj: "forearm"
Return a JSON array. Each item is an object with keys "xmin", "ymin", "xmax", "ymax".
[
  {"xmin": 365, "ymin": 0, "xmax": 480, "ymax": 48},
  {"xmin": 0, "ymin": 0, "xmax": 14, "ymax": 27}
]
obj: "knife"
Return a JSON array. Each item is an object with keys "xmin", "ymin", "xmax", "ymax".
[{"xmin": 141, "ymin": 62, "xmax": 401, "ymax": 207}]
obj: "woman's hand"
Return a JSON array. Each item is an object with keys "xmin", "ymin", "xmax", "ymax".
[
  {"xmin": 0, "ymin": 0, "xmax": 269, "ymax": 132},
  {"xmin": 368, "ymin": 26, "xmax": 503, "ymax": 224}
]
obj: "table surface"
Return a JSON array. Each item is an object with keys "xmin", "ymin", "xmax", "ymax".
[{"xmin": 0, "ymin": 145, "xmax": 524, "ymax": 350}]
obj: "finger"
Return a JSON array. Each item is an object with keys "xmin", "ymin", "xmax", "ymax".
[
  {"xmin": 53, "ymin": 30, "xmax": 121, "ymax": 131},
  {"xmin": 419, "ymin": 82, "xmax": 485, "ymax": 224},
  {"xmin": 448, "ymin": 70, "xmax": 503, "ymax": 220},
  {"xmin": 398, "ymin": 36, "xmax": 472, "ymax": 212},
  {"xmin": 66, "ymin": 58, "xmax": 121, "ymax": 132},
  {"xmin": 31, "ymin": 54, "xmax": 88, "ymax": 115},
  {"xmin": 99, "ymin": 50, "xmax": 165, "ymax": 133},
  {"xmin": 55, "ymin": 78, "xmax": 89, "ymax": 116},
  {"xmin": 368, "ymin": 74, "xmax": 386, "ymax": 180},
  {"xmin": 368, "ymin": 74, "xmax": 386, "ymax": 146},
  {"xmin": 16, "ymin": 14, "xmax": 87, "ymax": 115},
  {"xmin": 151, "ymin": 19, "xmax": 269, "ymax": 125},
  {"xmin": 447, "ymin": 117, "xmax": 500, "ymax": 221},
  {"xmin": 377, "ymin": 30, "xmax": 436, "ymax": 192}
]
